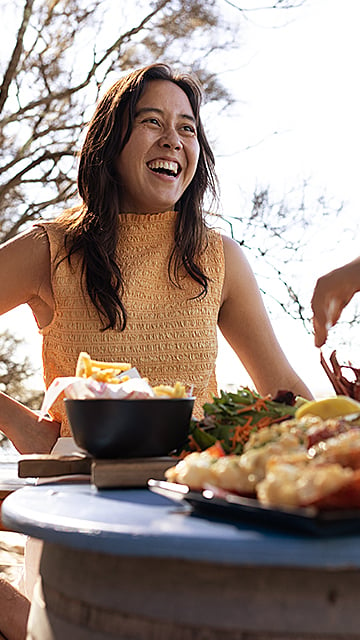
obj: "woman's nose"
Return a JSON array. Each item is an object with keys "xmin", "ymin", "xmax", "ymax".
[{"xmin": 159, "ymin": 128, "xmax": 182, "ymax": 150}]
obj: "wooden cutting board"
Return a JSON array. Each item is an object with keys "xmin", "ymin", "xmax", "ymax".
[
  {"xmin": 18, "ymin": 454, "xmax": 177, "ymax": 488},
  {"xmin": 91, "ymin": 457, "xmax": 176, "ymax": 488},
  {"xmin": 18, "ymin": 454, "xmax": 92, "ymax": 478}
]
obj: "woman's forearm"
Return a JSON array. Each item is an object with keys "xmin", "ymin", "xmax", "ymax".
[{"xmin": 0, "ymin": 392, "xmax": 60, "ymax": 454}]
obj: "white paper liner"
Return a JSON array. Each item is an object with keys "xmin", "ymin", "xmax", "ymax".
[{"xmin": 38, "ymin": 368, "xmax": 157, "ymax": 421}]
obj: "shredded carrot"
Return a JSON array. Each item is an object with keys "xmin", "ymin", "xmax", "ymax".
[
  {"xmin": 236, "ymin": 397, "xmax": 271, "ymax": 415},
  {"xmin": 254, "ymin": 416, "xmax": 273, "ymax": 429},
  {"xmin": 252, "ymin": 397, "xmax": 271, "ymax": 412},
  {"xmin": 187, "ymin": 434, "xmax": 202, "ymax": 453},
  {"xmin": 177, "ymin": 449, "xmax": 188, "ymax": 460},
  {"xmin": 268, "ymin": 414, "xmax": 292, "ymax": 425},
  {"xmin": 230, "ymin": 416, "xmax": 253, "ymax": 449},
  {"xmin": 236, "ymin": 405, "xmax": 255, "ymax": 415}
]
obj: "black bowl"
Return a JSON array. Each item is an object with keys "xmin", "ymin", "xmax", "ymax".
[{"xmin": 64, "ymin": 397, "xmax": 194, "ymax": 459}]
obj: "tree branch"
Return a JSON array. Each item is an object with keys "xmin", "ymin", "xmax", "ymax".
[
  {"xmin": 0, "ymin": 0, "xmax": 171, "ymax": 127},
  {"xmin": 0, "ymin": 0, "xmax": 35, "ymax": 114}
]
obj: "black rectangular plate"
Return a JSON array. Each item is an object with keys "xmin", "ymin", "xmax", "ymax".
[{"xmin": 148, "ymin": 480, "xmax": 360, "ymax": 536}]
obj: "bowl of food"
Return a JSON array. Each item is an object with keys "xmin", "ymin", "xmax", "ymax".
[{"xmin": 64, "ymin": 397, "xmax": 194, "ymax": 459}]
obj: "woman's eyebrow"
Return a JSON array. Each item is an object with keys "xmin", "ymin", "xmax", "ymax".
[{"xmin": 135, "ymin": 107, "xmax": 196, "ymax": 123}]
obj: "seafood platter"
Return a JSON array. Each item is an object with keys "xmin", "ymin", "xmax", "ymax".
[{"xmin": 149, "ymin": 351, "xmax": 360, "ymax": 535}]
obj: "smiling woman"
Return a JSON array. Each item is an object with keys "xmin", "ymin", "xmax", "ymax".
[
  {"xmin": 0, "ymin": 61, "xmax": 314, "ymax": 638},
  {"xmin": 0, "ymin": 61, "xmax": 312, "ymax": 453}
]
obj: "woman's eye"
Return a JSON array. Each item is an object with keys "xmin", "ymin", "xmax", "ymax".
[
  {"xmin": 144, "ymin": 118, "xmax": 160, "ymax": 126},
  {"xmin": 182, "ymin": 124, "xmax": 196, "ymax": 135}
]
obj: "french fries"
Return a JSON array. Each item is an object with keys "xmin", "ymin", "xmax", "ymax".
[
  {"xmin": 75, "ymin": 352, "xmax": 188, "ymax": 396},
  {"xmin": 153, "ymin": 382, "xmax": 187, "ymax": 398},
  {"xmin": 75, "ymin": 351, "xmax": 131, "ymax": 384}
]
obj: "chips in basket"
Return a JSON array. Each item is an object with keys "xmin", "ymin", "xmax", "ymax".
[
  {"xmin": 75, "ymin": 351, "xmax": 132, "ymax": 384},
  {"xmin": 75, "ymin": 352, "xmax": 187, "ymax": 397}
]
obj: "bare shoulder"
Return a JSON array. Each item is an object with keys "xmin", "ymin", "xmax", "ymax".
[
  {"xmin": 221, "ymin": 234, "xmax": 257, "ymax": 302},
  {"xmin": 0, "ymin": 226, "xmax": 51, "ymax": 289},
  {"xmin": 221, "ymin": 234, "xmax": 252, "ymax": 268},
  {"xmin": 0, "ymin": 226, "xmax": 52, "ymax": 318},
  {"xmin": 221, "ymin": 233, "xmax": 240, "ymax": 254},
  {"xmin": 0, "ymin": 225, "xmax": 50, "ymax": 261}
]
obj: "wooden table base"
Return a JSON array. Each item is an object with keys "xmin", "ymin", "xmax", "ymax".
[{"xmin": 27, "ymin": 541, "xmax": 360, "ymax": 640}]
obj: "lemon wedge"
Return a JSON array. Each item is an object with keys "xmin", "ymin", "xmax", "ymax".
[{"xmin": 295, "ymin": 395, "xmax": 360, "ymax": 420}]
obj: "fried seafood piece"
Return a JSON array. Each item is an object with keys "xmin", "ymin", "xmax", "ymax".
[
  {"xmin": 257, "ymin": 454, "xmax": 354, "ymax": 509},
  {"xmin": 204, "ymin": 455, "xmax": 255, "ymax": 495},
  {"xmin": 165, "ymin": 451, "xmax": 219, "ymax": 490},
  {"xmin": 306, "ymin": 418, "xmax": 360, "ymax": 448},
  {"xmin": 165, "ymin": 452, "xmax": 255, "ymax": 494},
  {"xmin": 239, "ymin": 418, "xmax": 315, "ymax": 485},
  {"xmin": 243, "ymin": 416, "xmax": 323, "ymax": 452},
  {"xmin": 245, "ymin": 414, "xmax": 359, "ymax": 455},
  {"xmin": 309, "ymin": 428, "xmax": 360, "ymax": 469},
  {"xmin": 309, "ymin": 469, "xmax": 360, "ymax": 509}
]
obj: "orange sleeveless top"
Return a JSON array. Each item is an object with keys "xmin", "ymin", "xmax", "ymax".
[{"xmin": 39, "ymin": 211, "xmax": 225, "ymax": 436}]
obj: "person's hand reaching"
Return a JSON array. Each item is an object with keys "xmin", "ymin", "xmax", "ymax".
[{"xmin": 311, "ymin": 260, "xmax": 360, "ymax": 347}]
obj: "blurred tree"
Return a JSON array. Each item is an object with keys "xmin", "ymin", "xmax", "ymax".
[
  {"xmin": 227, "ymin": 183, "xmax": 345, "ymax": 332},
  {"xmin": 0, "ymin": 330, "xmax": 42, "ymax": 406},
  {"xmin": 0, "ymin": 330, "xmax": 43, "ymax": 443},
  {"xmin": 0, "ymin": 0, "xmax": 240, "ymax": 242},
  {"xmin": 0, "ymin": 0, "xmax": 305, "ymax": 242}
]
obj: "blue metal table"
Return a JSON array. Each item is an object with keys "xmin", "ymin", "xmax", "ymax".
[{"xmin": 3, "ymin": 480, "xmax": 360, "ymax": 639}]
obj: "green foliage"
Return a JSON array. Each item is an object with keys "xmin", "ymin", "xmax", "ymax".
[{"xmin": 0, "ymin": 330, "xmax": 43, "ymax": 409}]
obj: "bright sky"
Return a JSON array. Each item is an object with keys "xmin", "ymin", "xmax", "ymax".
[
  {"xmin": 1, "ymin": 0, "xmax": 360, "ymax": 397},
  {"xmin": 214, "ymin": 0, "xmax": 360, "ymax": 396}
]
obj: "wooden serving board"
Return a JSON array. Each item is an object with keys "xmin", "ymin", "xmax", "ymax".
[
  {"xmin": 18, "ymin": 454, "xmax": 92, "ymax": 478},
  {"xmin": 18, "ymin": 454, "xmax": 177, "ymax": 488},
  {"xmin": 91, "ymin": 457, "xmax": 176, "ymax": 489}
]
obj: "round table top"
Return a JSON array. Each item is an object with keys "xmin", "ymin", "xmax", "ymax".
[{"xmin": 3, "ymin": 479, "xmax": 360, "ymax": 569}]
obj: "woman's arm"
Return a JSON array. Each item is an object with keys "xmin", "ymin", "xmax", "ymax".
[
  {"xmin": 311, "ymin": 257, "xmax": 360, "ymax": 348},
  {"xmin": 0, "ymin": 392, "xmax": 60, "ymax": 454},
  {"xmin": 0, "ymin": 227, "xmax": 54, "ymax": 324},
  {"xmin": 0, "ymin": 227, "xmax": 60, "ymax": 453},
  {"xmin": 218, "ymin": 235, "xmax": 313, "ymax": 400}
]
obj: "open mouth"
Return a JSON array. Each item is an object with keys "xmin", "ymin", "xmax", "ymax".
[{"xmin": 147, "ymin": 159, "xmax": 181, "ymax": 177}]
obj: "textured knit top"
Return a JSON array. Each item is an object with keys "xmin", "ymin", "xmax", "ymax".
[{"xmin": 38, "ymin": 211, "xmax": 225, "ymax": 436}]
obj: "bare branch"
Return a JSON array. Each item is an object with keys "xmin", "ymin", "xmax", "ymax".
[
  {"xmin": 223, "ymin": 0, "xmax": 306, "ymax": 11},
  {"xmin": 1, "ymin": 0, "xmax": 171, "ymax": 127},
  {"xmin": 0, "ymin": 0, "xmax": 35, "ymax": 113}
]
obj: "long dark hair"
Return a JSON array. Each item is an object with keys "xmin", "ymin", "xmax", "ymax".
[{"xmin": 57, "ymin": 63, "xmax": 219, "ymax": 330}]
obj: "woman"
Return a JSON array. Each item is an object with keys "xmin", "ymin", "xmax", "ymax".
[
  {"xmin": 0, "ymin": 62, "xmax": 314, "ymax": 639},
  {"xmin": 0, "ymin": 63, "xmax": 312, "ymax": 456}
]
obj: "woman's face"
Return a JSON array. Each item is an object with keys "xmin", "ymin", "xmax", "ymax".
[{"xmin": 116, "ymin": 80, "xmax": 200, "ymax": 213}]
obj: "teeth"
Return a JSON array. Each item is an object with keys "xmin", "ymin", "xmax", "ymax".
[{"xmin": 148, "ymin": 160, "xmax": 179, "ymax": 174}]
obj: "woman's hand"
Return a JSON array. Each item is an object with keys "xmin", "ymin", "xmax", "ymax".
[{"xmin": 311, "ymin": 258, "xmax": 360, "ymax": 348}]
